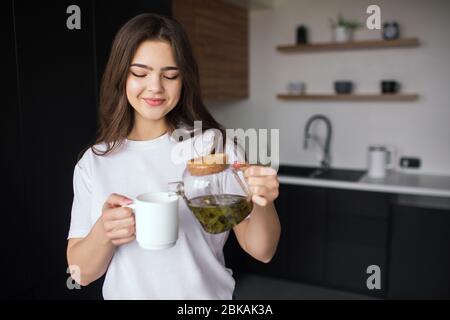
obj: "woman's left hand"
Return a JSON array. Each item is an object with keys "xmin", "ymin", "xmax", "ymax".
[{"xmin": 244, "ymin": 166, "xmax": 279, "ymax": 207}]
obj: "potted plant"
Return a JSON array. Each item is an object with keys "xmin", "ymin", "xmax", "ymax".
[{"xmin": 329, "ymin": 14, "xmax": 362, "ymax": 43}]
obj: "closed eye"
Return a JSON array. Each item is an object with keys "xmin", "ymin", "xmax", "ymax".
[
  {"xmin": 131, "ymin": 71, "xmax": 146, "ymax": 78},
  {"xmin": 130, "ymin": 70, "xmax": 179, "ymax": 80},
  {"xmin": 164, "ymin": 75, "xmax": 179, "ymax": 80}
]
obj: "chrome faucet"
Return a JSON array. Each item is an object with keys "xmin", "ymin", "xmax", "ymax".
[{"xmin": 303, "ymin": 114, "xmax": 332, "ymax": 171}]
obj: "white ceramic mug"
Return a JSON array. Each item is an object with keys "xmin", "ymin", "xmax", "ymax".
[{"xmin": 124, "ymin": 192, "xmax": 179, "ymax": 250}]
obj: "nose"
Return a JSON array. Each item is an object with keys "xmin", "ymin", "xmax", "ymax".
[{"xmin": 146, "ymin": 74, "xmax": 164, "ymax": 94}]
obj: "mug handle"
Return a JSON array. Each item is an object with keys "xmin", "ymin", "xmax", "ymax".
[{"xmin": 385, "ymin": 146, "xmax": 397, "ymax": 170}]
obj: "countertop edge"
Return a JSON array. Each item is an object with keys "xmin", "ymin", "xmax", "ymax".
[{"xmin": 278, "ymin": 175, "xmax": 450, "ymax": 198}]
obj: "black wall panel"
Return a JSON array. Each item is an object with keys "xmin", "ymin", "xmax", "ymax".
[
  {"xmin": 4, "ymin": 0, "xmax": 171, "ymax": 299},
  {"xmin": 14, "ymin": 0, "xmax": 98, "ymax": 299},
  {"xmin": 2, "ymin": 0, "xmax": 31, "ymax": 299}
]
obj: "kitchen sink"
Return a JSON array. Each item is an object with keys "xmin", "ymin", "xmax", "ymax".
[{"xmin": 277, "ymin": 165, "xmax": 366, "ymax": 182}]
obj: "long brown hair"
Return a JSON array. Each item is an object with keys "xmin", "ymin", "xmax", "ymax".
[{"xmin": 89, "ymin": 13, "xmax": 224, "ymax": 157}]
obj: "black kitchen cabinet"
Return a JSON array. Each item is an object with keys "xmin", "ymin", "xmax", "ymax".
[
  {"xmin": 224, "ymin": 184, "xmax": 291, "ymax": 279},
  {"xmin": 225, "ymin": 184, "xmax": 334, "ymax": 283},
  {"xmin": 325, "ymin": 189, "xmax": 390, "ymax": 297},
  {"xmin": 388, "ymin": 198, "xmax": 450, "ymax": 299},
  {"xmin": 288, "ymin": 186, "xmax": 390, "ymax": 297},
  {"xmin": 225, "ymin": 183, "xmax": 393, "ymax": 298},
  {"xmin": 289, "ymin": 185, "xmax": 328, "ymax": 284},
  {"xmin": 226, "ymin": 182, "xmax": 450, "ymax": 299}
]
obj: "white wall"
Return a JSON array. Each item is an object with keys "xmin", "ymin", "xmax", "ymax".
[{"xmin": 209, "ymin": 0, "xmax": 450, "ymax": 175}]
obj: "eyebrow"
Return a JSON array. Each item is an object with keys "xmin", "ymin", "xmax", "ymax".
[{"xmin": 130, "ymin": 63, "xmax": 179, "ymax": 71}]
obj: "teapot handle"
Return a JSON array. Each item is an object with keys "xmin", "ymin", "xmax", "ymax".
[{"xmin": 232, "ymin": 162, "xmax": 252, "ymax": 198}]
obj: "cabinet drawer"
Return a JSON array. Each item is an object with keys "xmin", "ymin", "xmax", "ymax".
[
  {"xmin": 388, "ymin": 204, "xmax": 450, "ymax": 299},
  {"xmin": 328, "ymin": 215, "xmax": 388, "ymax": 247},
  {"xmin": 328, "ymin": 189, "xmax": 391, "ymax": 219},
  {"xmin": 290, "ymin": 230, "xmax": 327, "ymax": 284},
  {"xmin": 291, "ymin": 186, "xmax": 328, "ymax": 231},
  {"xmin": 326, "ymin": 242, "xmax": 386, "ymax": 296}
]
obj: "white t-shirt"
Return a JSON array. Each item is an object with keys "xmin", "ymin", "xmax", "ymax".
[{"xmin": 68, "ymin": 132, "xmax": 244, "ymax": 300}]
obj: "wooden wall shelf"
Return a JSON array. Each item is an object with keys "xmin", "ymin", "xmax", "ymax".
[
  {"xmin": 277, "ymin": 94, "xmax": 419, "ymax": 101},
  {"xmin": 276, "ymin": 38, "xmax": 420, "ymax": 53}
]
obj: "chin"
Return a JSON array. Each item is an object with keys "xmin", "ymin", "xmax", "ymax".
[{"xmin": 138, "ymin": 106, "xmax": 172, "ymax": 122}]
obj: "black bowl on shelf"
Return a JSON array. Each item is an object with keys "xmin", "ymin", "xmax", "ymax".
[
  {"xmin": 334, "ymin": 81, "xmax": 353, "ymax": 94},
  {"xmin": 381, "ymin": 80, "xmax": 401, "ymax": 94}
]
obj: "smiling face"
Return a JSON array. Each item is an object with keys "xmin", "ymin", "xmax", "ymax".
[{"xmin": 126, "ymin": 40, "xmax": 182, "ymax": 134}]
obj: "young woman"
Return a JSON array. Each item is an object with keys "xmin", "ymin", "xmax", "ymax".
[{"xmin": 66, "ymin": 13, "xmax": 280, "ymax": 300}]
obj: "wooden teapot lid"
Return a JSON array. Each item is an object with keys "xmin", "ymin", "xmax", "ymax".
[{"xmin": 187, "ymin": 153, "xmax": 229, "ymax": 176}]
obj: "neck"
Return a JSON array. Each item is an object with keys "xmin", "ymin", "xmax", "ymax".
[{"xmin": 127, "ymin": 116, "xmax": 169, "ymax": 141}]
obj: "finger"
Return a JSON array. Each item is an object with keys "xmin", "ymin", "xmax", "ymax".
[
  {"xmin": 249, "ymin": 185, "xmax": 269, "ymax": 198},
  {"xmin": 103, "ymin": 207, "xmax": 134, "ymax": 222},
  {"xmin": 104, "ymin": 193, "xmax": 133, "ymax": 210},
  {"xmin": 244, "ymin": 166, "xmax": 277, "ymax": 178},
  {"xmin": 106, "ymin": 227, "xmax": 135, "ymax": 240},
  {"xmin": 112, "ymin": 235, "xmax": 136, "ymax": 246},
  {"xmin": 252, "ymin": 195, "xmax": 268, "ymax": 207},
  {"xmin": 249, "ymin": 185, "xmax": 279, "ymax": 203},
  {"xmin": 246, "ymin": 176, "xmax": 279, "ymax": 189},
  {"xmin": 104, "ymin": 217, "xmax": 135, "ymax": 232},
  {"xmin": 232, "ymin": 161, "xmax": 250, "ymax": 171}
]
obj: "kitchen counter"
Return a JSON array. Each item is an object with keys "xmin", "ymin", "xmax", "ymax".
[{"xmin": 278, "ymin": 168, "xmax": 450, "ymax": 198}]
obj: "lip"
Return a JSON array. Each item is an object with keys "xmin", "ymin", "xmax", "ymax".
[{"xmin": 143, "ymin": 98, "xmax": 166, "ymax": 107}]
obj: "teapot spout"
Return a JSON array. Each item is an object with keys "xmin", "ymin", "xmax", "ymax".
[
  {"xmin": 168, "ymin": 181, "xmax": 185, "ymax": 196},
  {"xmin": 168, "ymin": 181, "xmax": 189, "ymax": 205}
]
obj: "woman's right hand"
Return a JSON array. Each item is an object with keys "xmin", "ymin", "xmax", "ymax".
[{"xmin": 101, "ymin": 193, "xmax": 136, "ymax": 246}]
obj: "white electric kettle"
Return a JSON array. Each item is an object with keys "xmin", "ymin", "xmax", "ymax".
[{"xmin": 367, "ymin": 145, "xmax": 396, "ymax": 178}]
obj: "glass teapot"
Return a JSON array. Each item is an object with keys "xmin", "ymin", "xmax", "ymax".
[{"xmin": 169, "ymin": 153, "xmax": 253, "ymax": 234}]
